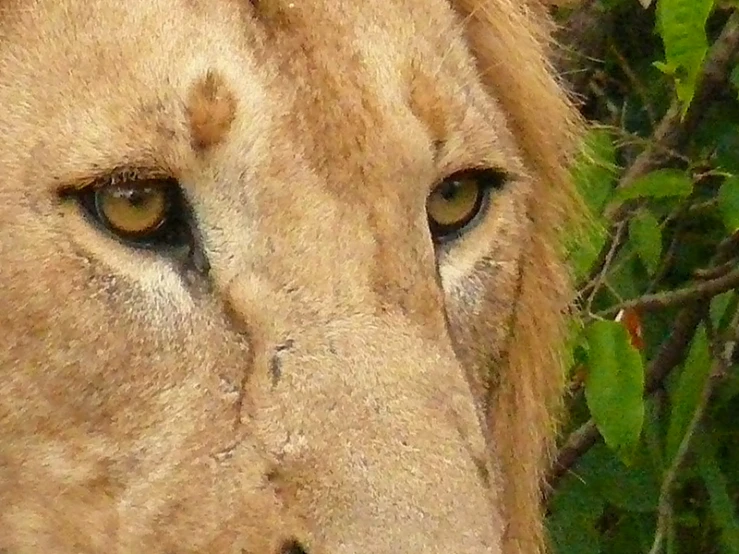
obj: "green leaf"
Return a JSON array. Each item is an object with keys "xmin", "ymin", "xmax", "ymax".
[
  {"xmin": 584, "ymin": 320, "xmax": 646, "ymax": 458},
  {"xmin": 665, "ymin": 325, "xmax": 712, "ymax": 461},
  {"xmin": 731, "ymin": 64, "xmax": 739, "ymax": 97},
  {"xmin": 629, "ymin": 210, "xmax": 663, "ymax": 275},
  {"xmin": 643, "ymin": 397, "xmax": 665, "ymax": 472},
  {"xmin": 547, "ymin": 449, "xmax": 606, "ymax": 554},
  {"xmin": 715, "ymin": 369, "xmax": 739, "ymax": 408},
  {"xmin": 614, "ymin": 169, "xmax": 693, "ymax": 203},
  {"xmin": 602, "ymin": 513, "xmax": 656, "ymax": 554},
  {"xmin": 548, "ymin": 505, "xmax": 602, "ymax": 554},
  {"xmin": 566, "ymin": 129, "xmax": 616, "ymax": 281},
  {"xmin": 718, "ymin": 176, "xmax": 739, "ymax": 233},
  {"xmin": 656, "ymin": 0, "xmax": 715, "ymax": 114},
  {"xmin": 607, "ymin": 246, "xmax": 644, "ymax": 301},
  {"xmin": 595, "ymin": 448, "xmax": 660, "ymax": 513},
  {"xmin": 548, "ymin": 481, "xmax": 603, "ymax": 554},
  {"xmin": 710, "ymin": 291, "xmax": 738, "ymax": 332},
  {"xmin": 714, "ymin": 126, "xmax": 739, "ymax": 173},
  {"xmin": 573, "ymin": 129, "xmax": 618, "ymax": 215},
  {"xmin": 696, "ymin": 435, "xmax": 739, "ymax": 554},
  {"xmin": 568, "ymin": 223, "xmax": 608, "ymax": 283}
]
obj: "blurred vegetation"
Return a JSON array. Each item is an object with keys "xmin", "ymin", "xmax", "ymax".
[{"xmin": 546, "ymin": 1, "xmax": 739, "ymax": 553}]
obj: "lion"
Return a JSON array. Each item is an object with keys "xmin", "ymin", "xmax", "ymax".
[{"xmin": 0, "ymin": 0, "xmax": 582, "ymax": 552}]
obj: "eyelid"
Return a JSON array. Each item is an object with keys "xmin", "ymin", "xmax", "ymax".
[
  {"xmin": 56, "ymin": 166, "xmax": 175, "ymax": 196},
  {"xmin": 434, "ymin": 167, "xmax": 509, "ymax": 191},
  {"xmin": 433, "ymin": 142, "xmax": 521, "ymax": 186}
]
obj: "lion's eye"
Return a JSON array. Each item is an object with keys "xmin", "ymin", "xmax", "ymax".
[
  {"xmin": 68, "ymin": 177, "xmax": 191, "ymax": 249},
  {"xmin": 427, "ymin": 169, "xmax": 505, "ymax": 242},
  {"xmin": 95, "ymin": 185, "xmax": 168, "ymax": 237}
]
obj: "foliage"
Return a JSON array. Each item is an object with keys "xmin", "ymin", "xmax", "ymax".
[{"xmin": 547, "ymin": 1, "xmax": 739, "ymax": 553}]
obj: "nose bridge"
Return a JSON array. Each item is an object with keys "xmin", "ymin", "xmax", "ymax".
[
  {"xmin": 280, "ymin": 320, "xmax": 498, "ymax": 552},
  {"xmin": 224, "ymin": 275, "xmax": 500, "ymax": 552}
]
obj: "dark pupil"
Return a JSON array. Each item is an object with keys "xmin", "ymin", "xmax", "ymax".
[
  {"xmin": 129, "ymin": 191, "xmax": 146, "ymax": 207},
  {"xmin": 116, "ymin": 188, "xmax": 150, "ymax": 208},
  {"xmin": 439, "ymin": 180, "xmax": 462, "ymax": 200}
]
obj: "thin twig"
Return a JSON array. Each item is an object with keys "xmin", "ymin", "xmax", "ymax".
[
  {"xmin": 648, "ymin": 313, "xmax": 736, "ymax": 554},
  {"xmin": 647, "ymin": 374, "xmax": 710, "ymax": 554},
  {"xmin": 577, "ymin": 10, "xmax": 739, "ymax": 299},
  {"xmin": 577, "ymin": 219, "xmax": 628, "ymax": 300},
  {"xmin": 693, "ymin": 259, "xmax": 738, "ymax": 280},
  {"xmin": 715, "ymin": 230, "xmax": 739, "ymax": 263},
  {"xmin": 601, "ymin": 124, "xmax": 691, "ymax": 165},
  {"xmin": 647, "ymin": 231, "xmax": 682, "ymax": 293},
  {"xmin": 544, "ymin": 420, "xmax": 599, "ymax": 500},
  {"xmin": 597, "ymin": 266, "xmax": 739, "ymax": 319},
  {"xmin": 644, "ymin": 304, "xmax": 710, "ymax": 394},
  {"xmin": 605, "ymin": 10, "xmax": 739, "ymax": 219},
  {"xmin": 609, "ymin": 42, "xmax": 657, "ymax": 127}
]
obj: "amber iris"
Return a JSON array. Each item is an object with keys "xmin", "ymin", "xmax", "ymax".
[
  {"xmin": 427, "ymin": 174, "xmax": 485, "ymax": 238},
  {"xmin": 94, "ymin": 185, "xmax": 169, "ymax": 238}
]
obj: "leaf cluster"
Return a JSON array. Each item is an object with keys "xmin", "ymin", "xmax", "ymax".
[{"xmin": 548, "ymin": 2, "xmax": 739, "ymax": 553}]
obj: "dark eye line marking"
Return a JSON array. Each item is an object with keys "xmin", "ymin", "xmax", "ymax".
[{"xmin": 57, "ymin": 167, "xmax": 211, "ymax": 280}]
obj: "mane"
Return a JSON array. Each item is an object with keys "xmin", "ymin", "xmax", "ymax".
[{"xmin": 452, "ymin": 1, "xmax": 585, "ymax": 552}]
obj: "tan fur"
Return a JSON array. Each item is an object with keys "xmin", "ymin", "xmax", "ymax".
[{"xmin": 0, "ymin": 1, "xmax": 582, "ymax": 553}]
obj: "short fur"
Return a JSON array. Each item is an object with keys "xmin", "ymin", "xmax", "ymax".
[{"xmin": 0, "ymin": 1, "xmax": 582, "ymax": 553}]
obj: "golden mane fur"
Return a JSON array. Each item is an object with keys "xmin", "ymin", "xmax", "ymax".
[
  {"xmin": 0, "ymin": 0, "xmax": 582, "ymax": 553},
  {"xmin": 453, "ymin": 2, "xmax": 582, "ymax": 551}
]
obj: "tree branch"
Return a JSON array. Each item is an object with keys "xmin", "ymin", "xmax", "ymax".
[
  {"xmin": 547, "ymin": 10, "xmax": 739, "ymax": 495},
  {"xmin": 572, "ymin": 10, "xmax": 739, "ymax": 296},
  {"xmin": 597, "ymin": 266, "xmax": 739, "ymax": 319},
  {"xmin": 647, "ymin": 314, "xmax": 736, "ymax": 554}
]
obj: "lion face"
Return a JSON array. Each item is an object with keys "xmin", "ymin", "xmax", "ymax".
[{"xmin": 0, "ymin": 1, "xmax": 579, "ymax": 552}]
